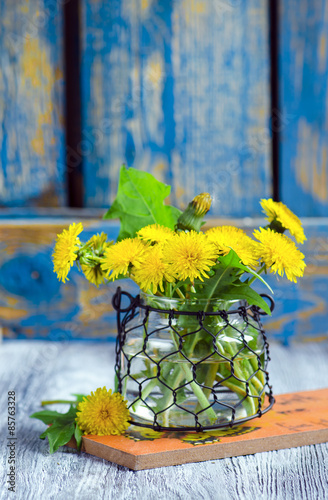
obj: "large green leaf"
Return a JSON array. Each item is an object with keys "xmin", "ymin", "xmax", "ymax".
[{"xmin": 103, "ymin": 166, "xmax": 181, "ymax": 240}]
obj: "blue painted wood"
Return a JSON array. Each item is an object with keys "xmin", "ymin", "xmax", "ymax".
[
  {"xmin": 280, "ymin": 0, "xmax": 328, "ymax": 216},
  {"xmin": 0, "ymin": 216, "xmax": 326, "ymax": 344},
  {"xmin": 81, "ymin": 0, "xmax": 271, "ymax": 217},
  {"xmin": 0, "ymin": 219, "xmax": 135, "ymax": 341},
  {"xmin": 0, "ymin": 0, "xmax": 65, "ymax": 206}
]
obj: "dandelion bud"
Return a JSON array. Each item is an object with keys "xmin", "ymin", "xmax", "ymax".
[
  {"xmin": 192, "ymin": 193, "xmax": 212, "ymax": 216},
  {"xmin": 175, "ymin": 193, "xmax": 212, "ymax": 232},
  {"xmin": 78, "ymin": 248, "xmax": 96, "ymax": 267}
]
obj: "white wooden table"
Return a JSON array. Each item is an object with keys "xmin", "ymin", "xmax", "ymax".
[{"xmin": 1, "ymin": 340, "xmax": 328, "ymax": 500}]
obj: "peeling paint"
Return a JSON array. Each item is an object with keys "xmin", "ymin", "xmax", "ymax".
[
  {"xmin": 295, "ymin": 119, "xmax": 328, "ymax": 203},
  {"xmin": 82, "ymin": 0, "xmax": 271, "ymax": 216},
  {"xmin": 281, "ymin": 0, "xmax": 328, "ymax": 216},
  {"xmin": 0, "ymin": 0, "xmax": 65, "ymax": 206}
]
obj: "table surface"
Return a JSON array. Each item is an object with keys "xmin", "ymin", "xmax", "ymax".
[{"xmin": 1, "ymin": 340, "xmax": 328, "ymax": 500}]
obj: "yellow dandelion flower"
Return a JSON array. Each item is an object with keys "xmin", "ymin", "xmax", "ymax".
[
  {"xmin": 137, "ymin": 224, "xmax": 174, "ymax": 244},
  {"xmin": 260, "ymin": 198, "xmax": 306, "ymax": 244},
  {"xmin": 101, "ymin": 238, "xmax": 147, "ymax": 280},
  {"xmin": 81, "ymin": 264, "xmax": 107, "ymax": 287},
  {"xmin": 162, "ymin": 230, "xmax": 219, "ymax": 282},
  {"xmin": 76, "ymin": 387, "xmax": 130, "ymax": 436},
  {"xmin": 86, "ymin": 232, "xmax": 111, "ymax": 254},
  {"xmin": 206, "ymin": 226, "xmax": 260, "ymax": 269},
  {"xmin": 80, "ymin": 233, "xmax": 111, "ymax": 287},
  {"xmin": 253, "ymin": 227, "xmax": 306, "ymax": 283},
  {"xmin": 52, "ymin": 223, "xmax": 83, "ymax": 283},
  {"xmin": 133, "ymin": 245, "xmax": 175, "ymax": 294}
]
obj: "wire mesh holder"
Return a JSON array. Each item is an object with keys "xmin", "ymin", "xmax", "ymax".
[{"xmin": 113, "ymin": 287, "xmax": 275, "ymax": 432}]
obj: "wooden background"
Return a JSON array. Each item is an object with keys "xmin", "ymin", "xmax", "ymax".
[{"xmin": 0, "ymin": 0, "xmax": 327, "ymax": 343}]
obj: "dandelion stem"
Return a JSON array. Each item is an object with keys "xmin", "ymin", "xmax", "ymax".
[
  {"xmin": 41, "ymin": 400, "xmax": 79, "ymax": 406},
  {"xmin": 175, "ymin": 287, "xmax": 185, "ymax": 300}
]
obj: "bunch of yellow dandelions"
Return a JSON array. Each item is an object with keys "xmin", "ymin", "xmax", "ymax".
[
  {"xmin": 53, "ymin": 197, "xmax": 306, "ymax": 298},
  {"xmin": 49, "ymin": 195, "xmax": 306, "ymax": 439}
]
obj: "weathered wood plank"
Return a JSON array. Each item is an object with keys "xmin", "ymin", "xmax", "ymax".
[
  {"xmin": 0, "ymin": 218, "xmax": 138, "ymax": 340},
  {"xmin": 0, "ymin": 341, "xmax": 328, "ymax": 498},
  {"xmin": 81, "ymin": 0, "xmax": 271, "ymax": 216},
  {"xmin": 0, "ymin": 216, "xmax": 326, "ymax": 343},
  {"xmin": 0, "ymin": 0, "xmax": 65, "ymax": 206},
  {"xmin": 280, "ymin": 0, "xmax": 328, "ymax": 216}
]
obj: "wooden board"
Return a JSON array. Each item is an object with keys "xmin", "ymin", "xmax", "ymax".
[
  {"xmin": 0, "ymin": 0, "xmax": 65, "ymax": 207},
  {"xmin": 0, "ymin": 216, "xmax": 137, "ymax": 340},
  {"xmin": 68, "ymin": 388, "xmax": 328, "ymax": 470},
  {"xmin": 280, "ymin": 0, "xmax": 328, "ymax": 216},
  {"xmin": 1, "ymin": 215, "xmax": 327, "ymax": 343},
  {"xmin": 81, "ymin": 0, "xmax": 271, "ymax": 216}
]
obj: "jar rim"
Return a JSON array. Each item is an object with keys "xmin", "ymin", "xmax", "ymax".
[{"xmin": 139, "ymin": 291, "xmax": 239, "ymax": 305}]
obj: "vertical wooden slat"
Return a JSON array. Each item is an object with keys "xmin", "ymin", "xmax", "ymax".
[
  {"xmin": 81, "ymin": 0, "xmax": 271, "ymax": 216},
  {"xmin": 0, "ymin": 0, "xmax": 65, "ymax": 207},
  {"xmin": 280, "ymin": 0, "xmax": 328, "ymax": 216}
]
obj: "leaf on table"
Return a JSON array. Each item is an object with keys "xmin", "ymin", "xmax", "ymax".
[
  {"xmin": 103, "ymin": 165, "xmax": 181, "ymax": 240},
  {"xmin": 71, "ymin": 394, "xmax": 86, "ymax": 403},
  {"xmin": 42, "ymin": 421, "xmax": 76, "ymax": 454},
  {"xmin": 74, "ymin": 424, "xmax": 83, "ymax": 452},
  {"xmin": 30, "ymin": 405, "xmax": 77, "ymax": 425},
  {"xmin": 30, "ymin": 410, "xmax": 69, "ymax": 425},
  {"xmin": 31, "ymin": 405, "xmax": 79, "ymax": 453}
]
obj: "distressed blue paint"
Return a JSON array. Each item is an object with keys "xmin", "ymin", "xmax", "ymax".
[
  {"xmin": 0, "ymin": 253, "xmax": 60, "ymax": 302},
  {"xmin": 81, "ymin": 0, "xmax": 271, "ymax": 216},
  {"xmin": 0, "ymin": 217, "xmax": 326, "ymax": 343},
  {"xmin": 0, "ymin": 219, "xmax": 126, "ymax": 340},
  {"xmin": 280, "ymin": 0, "xmax": 328, "ymax": 216},
  {"xmin": 0, "ymin": 0, "xmax": 65, "ymax": 206}
]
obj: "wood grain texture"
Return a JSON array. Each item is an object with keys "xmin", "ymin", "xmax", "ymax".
[
  {"xmin": 0, "ymin": 0, "xmax": 65, "ymax": 207},
  {"xmin": 0, "ymin": 341, "xmax": 327, "ymax": 499},
  {"xmin": 81, "ymin": 0, "xmax": 271, "ymax": 216},
  {"xmin": 0, "ymin": 216, "xmax": 327, "ymax": 343},
  {"xmin": 0, "ymin": 218, "xmax": 137, "ymax": 340},
  {"xmin": 280, "ymin": 0, "xmax": 328, "ymax": 216}
]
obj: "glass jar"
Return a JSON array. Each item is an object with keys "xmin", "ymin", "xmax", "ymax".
[{"xmin": 115, "ymin": 291, "xmax": 273, "ymax": 430}]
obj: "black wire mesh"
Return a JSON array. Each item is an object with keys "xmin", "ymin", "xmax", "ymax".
[{"xmin": 113, "ymin": 287, "xmax": 275, "ymax": 432}]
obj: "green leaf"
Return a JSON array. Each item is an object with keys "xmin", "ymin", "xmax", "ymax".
[
  {"xmin": 193, "ymin": 265, "xmax": 240, "ymax": 301},
  {"xmin": 215, "ymin": 283, "xmax": 271, "ymax": 315},
  {"xmin": 31, "ymin": 405, "xmax": 79, "ymax": 453},
  {"xmin": 219, "ymin": 249, "xmax": 273, "ymax": 293},
  {"xmin": 74, "ymin": 424, "xmax": 83, "ymax": 452},
  {"xmin": 39, "ymin": 429, "xmax": 48, "ymax": 440},
  {"xmin": 71, "ymin": 394, "xmax": 86, "ymax": 403},
  {"xmin": 30, "ymin": 405, "xmax": 77, "ymax": 425},
  {"xmin": 30, "ymin": 410, "xmax": 67, "ymax": 425},
  {"xmin": 43, "ymin": 421, "xmax": 76, "ymax": 454},
  {"xmin": 103, "ymin": 166, "xmax": 181, "ymax": 240}
]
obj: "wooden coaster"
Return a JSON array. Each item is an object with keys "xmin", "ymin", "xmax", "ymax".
[{"xmin": 68, "ymin": 388, "xmax": 328, "ymax": 470}]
